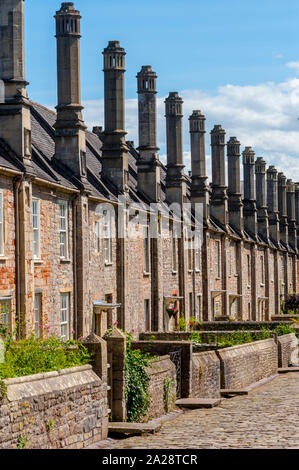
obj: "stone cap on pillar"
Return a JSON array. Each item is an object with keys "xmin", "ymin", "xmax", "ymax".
[
  {"xmin": 189, "ymin": 110, "xmax": 206, "ymax": 133},
  {"xmin": 137, "ymin": 65, "xmax": 157, "ymax": 93},
  {"xmin": 210, "ymin": 125, "xmax": 226, "ymax": 145},
  {"xmin": 242, "ymin": 146, "xmax": 255, "ymax": 164},
  {"xmin": 55, "ymin": 2, "xmax": 81, "ymax": 38},
  {"xmin": 278, "ymin": 172, "xmax": 287, "ymax": 186},
  {"xmin": 267, "ymin": 165, "xmax": 278, "ymax": 180},
  {"xmin": 255, "ymin": 157, "xmax": 266, "ymax": 174},
  {"xmin": 286, "ymin": 179, "xmax": 295, "ymax": 192},
  {"xmin": 103, "ymin": 41, "xmax": 126, "ymax": 71},
  {"xmin": 165, "ymin": 92, "xmax": 183, "ymax": 116},
  {"xmin": 227, "ymin": 137, "xmax": 241, "ymax": 156}
]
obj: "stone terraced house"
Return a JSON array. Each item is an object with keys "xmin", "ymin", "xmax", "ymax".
[{"xmin": 0, "ymin": 0, "xmax": 298, "ymax": 339}]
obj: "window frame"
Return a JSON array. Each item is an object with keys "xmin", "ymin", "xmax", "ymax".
[
  {"xmin": 261, "ymin": 254, "xmax": 265, "ymax": 285},
  {"xmin": 215, "ymin": 240, "xmax": 221, "ymax": 278},
  {"xmin": 34, "ymin": 293, "xmax": 42, "ymax": 338},
  {"xmin": 60, "ymin": 292, "xmax": 70, "ymax": 341},
  {"xmin": 144, "ymin": 299, "xmax": 150, "ymax": 331},
  {"xmin": 194, "ymin": 232, "xmax": 201, "ymax": 273},
  {"xmin": 0, "ymin": 297, "xmax": 11, "ymax": 328},
  {"xmin": 233, "ymin": 242, "xmax": 238, "ymax": 276},
  {"xmin": 171, "ymin": 226, "xmax": 178, "ymax": 273},
  {"xmin": 32, "ymin": 198, "xmax": 41, "ymax": 259},
  {"xmin": 247, "ymin": 253, "xmax": 251, "ymax": 287},
  {"xmin": 143, "ymin": 225, "xmax": 150, "ymax": 274},
  {"xmin": 94, "ymin": 220, "xmax": 100, "ymax": 253},
  {"xmin": 58, "ymin": 200, "xmax": 69, "ymax": 260},
  {"xmin": 227, "ymin": 240, "xmax": 232, "ymax": 276},
  {"xmin": 103, "ymin": 210, "xmax": 113, "ymax": 265}
]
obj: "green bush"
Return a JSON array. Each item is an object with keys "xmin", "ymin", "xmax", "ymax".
[
  {"xmin": 125, "ymin": 333, "xmax": 151, "ymax": 423},
  {"xmin": 273, "ymin": 324, "xmax": 296, "ymax": 336},
  {"xmin": 190, "ymin": 329, "xmax": 272, "ymax": 348},
  {"xmin": 0, "ymin": 336, "xmax": 91, "ymax": 379}
]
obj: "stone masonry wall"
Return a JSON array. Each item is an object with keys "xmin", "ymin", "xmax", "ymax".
[
  {"xmin": 146, "ymin": 356, "xmax": 177, "ymax": 420},
  {"xmin": 216, "ymin": 338, "xmax": 278, "ymax": 390},
  {"xmin": 0, "ymin": 365, "xmax": 108, "ymax": 449},
  {"xmin": 192, "ymin": 351, "xmax": 220, "ymax": 398},
  {"xmin": 277, "ymin": 333, "xmax": 298, "ymax": 368}
]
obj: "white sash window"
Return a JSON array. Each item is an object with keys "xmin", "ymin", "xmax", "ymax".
[
  {"xmin": 32, "ymin": 198, "xmax": 40, "ymax": 259},
  {"xmin": 59, "ymin": 200, "xmax": 69, "ymax": 259}
]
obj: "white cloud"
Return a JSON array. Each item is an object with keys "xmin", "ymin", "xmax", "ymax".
[
  {"xmin": 286, "ymin": 61, "xmax": 299, "ymax": 75},
  {"xmin": 83, "ymin": 62, "xmax": 299, "ymax": 181}
]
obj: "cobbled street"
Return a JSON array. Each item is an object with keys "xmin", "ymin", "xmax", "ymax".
[{"xmin": 106, "ymin": 373, "xmax": 299, "ymax": 449}]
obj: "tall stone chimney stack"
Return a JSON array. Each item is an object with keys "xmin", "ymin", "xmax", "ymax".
[
  {"xmin": 210, "ymin": 125, "xmax": 228, "ymax": 226},
  {"xmin": 286, "ymin": 179, "xmax": 297, "ymax": 250},
  {"xmin": 165, "ymin": 92, "xmax": 187, "ymax": 205},
  {"xmin": 0, "ymin": 0, "xmax": 32, "ymax": 169},
  {"xmin": 255, "ymin": 157, "xmax": 269, "ymax": 240},
  {"xmin": 278, "ymin": 172, "xmax": 288, "ymax": 245},
  {"xmin": 242, "ymin": 147, "xmax": 258, "ymax": 237},
  {"xmin": 267, "ymin": 166, "xmax": 280, "ymax": 244},
  {"xmin": 189, "ymin": 110, "xmax": 210, "ymax": 220},
  {"xmin": 54, "ymin": 2, "xmax": 88, "ymax": 183},
  {"xmin": 227, "ymin": 137, "xmax": 243, "ymax": 232},
  {"xmin": 295, "ymin": 183, "xmax": 299, "ymax": 251},
  {"xmin": 102, "ymin": 40, "xmax": 129, "ymax": 192},
  {"xmin": 136, "ymin": 66, "xmax": 161, "ymax": 201}
]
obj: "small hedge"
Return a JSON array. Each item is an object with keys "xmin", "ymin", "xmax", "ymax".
[
  {"xmin": 190, "ymin": 324, "xmax": 297, "ymax": 348},
  {"xmin": 0, "ymin": 336, "xmax": 91, "ymax": 379}
]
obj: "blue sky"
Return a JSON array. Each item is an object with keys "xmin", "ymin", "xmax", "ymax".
[{"xmin": 24, "ymin": 0, "xmax": 299, "ymax": 179}]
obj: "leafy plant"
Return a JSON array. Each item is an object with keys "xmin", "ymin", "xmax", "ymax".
[
  {"xmin": 0, "ymin": 336, "xmax": 91, "ymax": 379},
  {"xmin": 125, "ymin": 334, "xmax": 151, "ymax": 423},
  {"xmin": 163, "ymin": 377, "xmax": 176, "ymax": 413},
  {"xmin": 273, "ymin": 324, "xmax": 296, "ymax": 336},
  {"xmin": 46, "ymin": 418, "xmax": 55, "ymax": 433},
  {"xmin": 175, "ymin": 316, "xmax": 187, "ymax": 332},
  {"xmin": 16, "ymin": 435, "xmax": 28, "ymax": 449}
]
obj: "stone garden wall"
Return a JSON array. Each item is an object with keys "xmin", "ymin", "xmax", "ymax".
[
  {"xmin": 277, "ymin": 333, "xmax": 298, "ymax": 368},
  {"xmin": 146, "ymin": 356, "xmax": 177, "ymax": 419},
  {"xmin": 0, "ymin": 365, "xmax": 108, "ymax": 449},
  {"xmin": 216, "ymin": 338, "xmax": 278, "ymax": 390},
  {"xmin": 191, "ymin": 351, "xmax": 220, "ymax": 398}
]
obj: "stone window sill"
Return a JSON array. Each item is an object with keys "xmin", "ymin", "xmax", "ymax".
[
  {"xmin": 143, "ymin": 271, "xmax": 150, "ymax": 277},
  {"xmin": 260, "ymin": 283, "xmax": 265, "ymax": 287},
  {"xmin": 34, "ymin": 259, "xmax": 44, "ymax": 265},
  {"xmin": 60, "ymin": 258, "xmax": 71, "ymax": 264},
  {"xmin": 105, "ymin": 262, "xmax": 113, "ymax": 267},
  {"xmin": 0, "ymin": 257, "xmax": 8, "ymax": 262},
  {"xmin": 172, "ymin": 270, "xmax": 178, "ymax": 275}
]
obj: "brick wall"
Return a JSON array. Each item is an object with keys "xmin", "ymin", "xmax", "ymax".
[
  {"xmin": 0, "ymin": 365, "xmax": 108, "ymax": 449},
  {"xmin": 146, "ymin": 356, "xmax": 177, "ymax": 419},
  {"xmin": 192, "ymin": 351, "xmax": 220, "ymax": 398},
  {"xmin": 216, "ymin": 338, "xmax": 278, "ymax": 390},
  {"xmin": 277, "ymin": 333, "xmax": 299, "ymax": 368},
  {"xmin": 0, "ymin": 176, "xmax": 16, "ymax": 326}
]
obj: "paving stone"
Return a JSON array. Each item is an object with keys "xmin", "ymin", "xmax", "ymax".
[
  {"xmin": 176, "ymin": 398, "xmax": 221, "ymax": 409},
  {"xmin": 100, "ymin": 374, "xmax": 299, "ymax": 449}
]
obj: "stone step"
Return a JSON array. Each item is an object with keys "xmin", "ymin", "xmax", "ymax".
[
  {"xmin": 175, "ymin": 398, "xmax": 221, "ymax": 409},
  {"xmin": 220, "ymin": 389, "xmax": 249, "ymax": 397},
  {"xmin": 278, "ymin": 367, "xmax": 299, "ymax": 374},
  {"xmin": 108, "ymin": 422, "xmax": 162, "ymax": 436}
]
